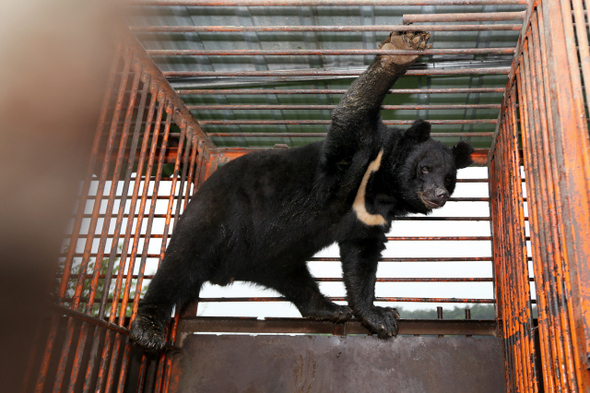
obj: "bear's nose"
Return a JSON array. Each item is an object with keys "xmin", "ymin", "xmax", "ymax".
[{"xmin": 435, "ymin": 188, "xmax": 449, "ymax": 201}]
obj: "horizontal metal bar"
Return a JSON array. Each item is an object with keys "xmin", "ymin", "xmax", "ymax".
[
  {"xmin": 395, "ymin": 216, "xmax": 490, "ymax": 221},
  {"xmin": 198, "ymin": 119, "xmax": 497, "ymax": 125},
  {"xmin": 178, "ymin": 316, "xmax": 498, "ymax": 336},
  {"xmin": 132, "ymin": 24, "xmax": 522, "ymax": 33},
  {"xmin": 332, "ymin": 277, "xmax": 494, "ymax": 282},
  {"xmin": 403, "ymin": 11, "xmax": 526, "ymax": 23},
  {"xmin": 74, "ymin": 198, "xmax": 488, "ymax": 218},
  {"xmin": 188, "ymin": 103, "xmax": 501, "ymax": 110},
  {"xmin": 197, "ymin": 296, "xmax": 495, "ymax": 303},
  {"xmin": 62, "ymin": 274, "xmax": 508, "ymax": 284},
  {"xmin": 456, "ymin": 178, "xmax": 489, "ymax": 182},
  {"xmin": 51, "ymin": 304, "xmax": 129, "ymax": 335},
  {"xmin": 61, "ymin": 230, "xmax": 490, "ymax": 241},
  {"xmin": 309, "ymin": 257, "xmax": 492, "ymax": 262},
  {"xmin": 386, "ymin": 236, "xmax": 492, "ymax": 241},
  {"xmin": 164, "ymin": 67, "xmax": 511, "ymax": 77},
  {"xmin": 148, "ymin": 48, "xmax": 515, "ymax": 57},
  {"xmin": 130, "ymin": 0, "xmax": 527, "ymax": 6},
  {"xmin": 208, "ymin": 132, "xmax": 495, "ymax": 138},
  {"xmin": 177, "ymin": 87, "xmax": 505, "ymax": 95},
  {"xmin": 62, "ymin": 255, "xmax": 494, "ymax": 263}
]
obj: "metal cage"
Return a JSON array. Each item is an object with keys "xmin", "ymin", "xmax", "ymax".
[{"xmin": 22, "ymin": 0, "xmax": 590, "ymax": 391}]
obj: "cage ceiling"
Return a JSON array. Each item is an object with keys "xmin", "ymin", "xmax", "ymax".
[{"xmin": 128, "ymin": 0, "xmax": 527, "ymax": 152}]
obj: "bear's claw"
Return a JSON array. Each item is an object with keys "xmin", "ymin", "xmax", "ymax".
[{"xmin": 129, "ymin": 313, "xmax": 167, "ymax": 352}]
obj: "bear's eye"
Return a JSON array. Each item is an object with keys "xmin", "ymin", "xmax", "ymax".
[
  {"xmin": 421, "ymin": 166, "xmax": 430, "ymax": 174},
  {"xmin": 445, "ymin": 175, "xmax": 453, "ymax": 184}
]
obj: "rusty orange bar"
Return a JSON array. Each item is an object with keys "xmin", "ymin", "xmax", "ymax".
[
  {"xmin": 132, "ymin": 23, "xmax": 522, "ymax": 33},
  {"xmin": 132, "ymin": 0, "xmax": 527, "ymax": 5}
]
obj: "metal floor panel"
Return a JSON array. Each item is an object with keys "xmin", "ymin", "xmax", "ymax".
[{"xmin": 173, "ymin": 334, "xmax": 505, "ymax": 392}]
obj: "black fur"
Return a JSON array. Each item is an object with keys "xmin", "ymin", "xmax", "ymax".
[{"xmin": 130, "ymin": 30, "xmax": 474, "ymax": 351}]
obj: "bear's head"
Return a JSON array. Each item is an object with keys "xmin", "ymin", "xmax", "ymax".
[{"xmin": 391, "ymin": 120, "xmax": 474, "ymax": 214}]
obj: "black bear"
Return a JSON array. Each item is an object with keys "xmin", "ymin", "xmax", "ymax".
[{"xmin": 130, "ymin": 30, "xmax": 474, "ymax": 351}]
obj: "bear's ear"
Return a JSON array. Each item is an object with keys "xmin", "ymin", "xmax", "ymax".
[
  {"xmin": 404, "ymin": 119, "xmax": 431, "ymax": 143},
  {"xmin": 453, "ymin": 141, "xmax": 474, "ymax": 169}
]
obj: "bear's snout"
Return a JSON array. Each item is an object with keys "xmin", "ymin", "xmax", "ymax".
[{"xmin": 420, "ymin": 187, "xmax": 449, "ymax": 209}]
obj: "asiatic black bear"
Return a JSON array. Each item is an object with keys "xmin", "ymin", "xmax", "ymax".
[{"xmin": 130, "ymin": 29, "xmax": 474, "ymax": 351}]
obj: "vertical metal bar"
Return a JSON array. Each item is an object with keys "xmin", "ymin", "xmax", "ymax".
[
  {"xmin": 66, "ymin": 321, "xmax": 90, "ymax": 393},
  {"xmin": 34, "ymin": 316, "xmax": 61, "ymax": 393},
  {"xmin": 527, "ymin": 8, "xmax": 561, "ymax": 390},
  {"xmin": 570, "ymin": 0, "xmax": 590, "ymax": 119},
  {"xmin": 184, "ymin": 133, "xmax": 199, "ymax": 209},
  {"xmin": 116, "ymin": 338, "xmax": 133, "ymax": 392},
  {"xmin": 105, "ymin": 334, "xmax": 124, "ymax": 392},
  {"xmin": 154, "ymin": 352, "xmax": 167, "ymax": 393},
  {"xmin": 526, "ymin": 10, "xmax": 555, "ymax": 392},
  {"xmin": 136, "ymin": 354, "xmax": 149, "ymax": 392},
  {"xmin": 502, "ymin": 117, "xmax": 522, "ymax": 393},
  {"xmin": 513, "ymin": 36, "xmax": 534, "ymax": 392}
]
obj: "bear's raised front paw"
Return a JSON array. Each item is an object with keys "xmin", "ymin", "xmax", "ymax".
[
  {"xmin": 129, "ymin": 312, "xmax": 167, "ymax": 352},
  {"xmin": 379, "ymin": 29, "xmax": 432, "ymax": 66},
  {"xmin": 361, "ymin": 306, "xmax": 400, "ymax": 339}
]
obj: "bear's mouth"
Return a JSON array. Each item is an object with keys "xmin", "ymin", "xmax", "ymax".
[{"xmin": 419, "ymin": 193, "xmax": 446, "ymax": 209}]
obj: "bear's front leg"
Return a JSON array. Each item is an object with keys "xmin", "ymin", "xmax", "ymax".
[
  {"xmin": 339, "ymin": 238, "xmax": 400, "ymax": 338},
  {"xmin": 324, "ymin": 29, "xmax": 431, "ymax": 166}
]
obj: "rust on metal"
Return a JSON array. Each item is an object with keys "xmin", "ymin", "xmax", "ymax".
[
  {"xmin": 488, "ymin": 0, "xmax": 590, "ymax": 390},
  {"xmin": 133, "ymin": 24, "xmax": 522, "ymax": 32},
  {"xmin": 164, "ymin": 67, "xmax": 512, "ymax": 78},
  {"xmin": 177, "ymin": 87, "xmax": 505, "ymax": 95},
  {"xmin": 132, "ymin": 0, "xmax": 527, "ymax": 5},
  {"xmin": 147, "ymin": 48, "xmax": 515, "ymax": 56},
  {"xmin": 403, "ymin": 11, "xmax": 526, "ymax": 23}
]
